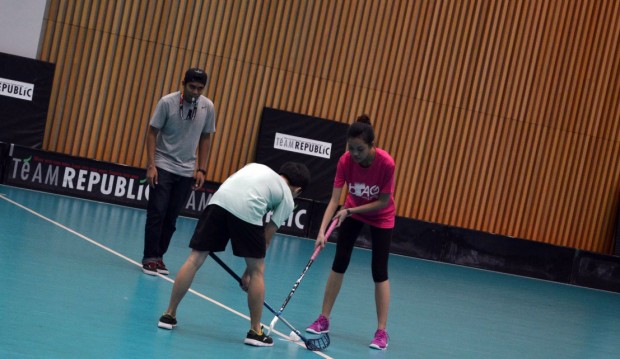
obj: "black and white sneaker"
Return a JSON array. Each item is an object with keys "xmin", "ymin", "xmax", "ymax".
[
  {"xmin": 244, "ymin": 328, "xmax": 274, "ymax": 347},
  {"xmin": 157, "ymin": 313, "xmax": 177, "ymax": 330}
]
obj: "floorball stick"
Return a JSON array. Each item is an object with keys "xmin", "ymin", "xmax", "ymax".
[
  {"xmin": 209, "ymin": 252, "xmax": 330, "ymax": 351},
  {"xmin": 266, "ymin": 217, "xmax": 339, "ymax": 335}
]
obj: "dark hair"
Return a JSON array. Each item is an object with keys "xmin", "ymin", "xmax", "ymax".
[
  {"xmin": 347, "ymin": 114, "xmax": 375, "ymax": 145},
  {"xmin": 278, "ymin": 162, "xmax": 311, "ymax": 191},
  {"xmin": 184, "ymin": 67, "xmax": 208, "ymax": 85}
]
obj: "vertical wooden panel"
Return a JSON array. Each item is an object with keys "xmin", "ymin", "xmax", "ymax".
[{"xmin": 37, "ymin": 0, "xmax": 620, "ymax": 254}]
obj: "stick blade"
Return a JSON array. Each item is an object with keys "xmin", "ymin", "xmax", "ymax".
[
  {"xmin": 304, "ymin": 333, "xmax": 330, "ymax": 351},
  {"xmin": 266, "ymin": 316, "xmax": 278, "ymax": 335}
]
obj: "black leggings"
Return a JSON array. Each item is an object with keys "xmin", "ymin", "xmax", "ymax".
[{"xmin": 331, "ymin": 218, "xmax": 392, "ymax": 282}]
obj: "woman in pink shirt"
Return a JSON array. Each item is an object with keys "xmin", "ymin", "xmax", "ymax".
[{"xmin": 306, "ymin": 114, "xmax": 395, "ymax": 350}]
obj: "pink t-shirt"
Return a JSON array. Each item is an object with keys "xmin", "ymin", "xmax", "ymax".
[{"xmin": 334, "ymin": 148, "xmax": 396, "ymax": 228}]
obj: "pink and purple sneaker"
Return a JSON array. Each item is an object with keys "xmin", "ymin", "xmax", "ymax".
[
  {"xmin": 306, "ymin": 314, "xmax": 330, "ymax": 334},
  {"xmin": 369, "ymin": 329, "xmax": 389, "ymax": 350}
]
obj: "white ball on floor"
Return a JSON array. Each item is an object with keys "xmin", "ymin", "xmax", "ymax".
[{"xmin": 289, "ymin": 331, "xmax": 301, "ymax": 341}]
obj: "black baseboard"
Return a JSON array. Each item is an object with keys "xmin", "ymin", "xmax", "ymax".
[
  {"xmin": 308, "ymin": 204, "xmax": 620, "ymax": 293},
  {"xmin": 386, "ymin": 216, "xmax": 620, "ymax": 293},
  {"xmin": 571, "ymin": 251, "xmax": 620, "ymax": 292}
]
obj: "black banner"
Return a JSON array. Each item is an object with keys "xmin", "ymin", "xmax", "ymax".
[
  {"xmin": 4, "ymin": 145, "xmax": 315, "ymax": 235},
  {"xmin": 0, "ymin": 52, "xmax": 55, "ymax": 148},
  {"xmin": 255, "ymin": 108, "xmax": 349, "ymax": 203},
  {"xmin": 269, "ymin": 197, "xmax": 314, "ymax": 238},
  {"xmin": 6, "ymin": 144, "xmax": 153, "ymax": 208},
  {"xmin": 4, "ymin": 144, "xmax": 216, "ymax": 214},
  {"xmin": 0, "ymin": 141, "xmax": 8, "ymax": 183}
]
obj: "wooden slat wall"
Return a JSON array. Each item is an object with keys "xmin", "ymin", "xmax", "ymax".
[{"xmin": 38, "ymin": 0, "xmax": 620, "ymax": 253}]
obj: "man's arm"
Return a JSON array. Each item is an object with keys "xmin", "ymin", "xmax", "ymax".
[
  {"xmin": 263, "ymin": 221, "xmax": 279, "ymax": 249},
  {"xmin": 145, "ymin": 126, "xmax": 159, "ymax": 187},
  {"xmin": 195, "ymin": 133, "xmax": 212, "ymax": 188}
]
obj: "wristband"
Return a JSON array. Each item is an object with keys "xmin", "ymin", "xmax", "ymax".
[
  {"xmin": 346, "ymin": 208, "xmax": 352, "ymax": 216},
  {"xmin": 197, "ymin": 169, "xmax": 207, "ymax": 175}
]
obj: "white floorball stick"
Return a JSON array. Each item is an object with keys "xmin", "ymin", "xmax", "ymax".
[
  {"xmin": 209, "ymin": 252, "xmax": 330, "ymax": 351},
  {"xmin": 266, "ymin": 216, "xmax": 340, "ymax": 335}
]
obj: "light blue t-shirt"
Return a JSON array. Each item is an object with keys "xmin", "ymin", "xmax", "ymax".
[
  {"xmin": 209, "ymin": 163, "xmax": 295, "ymax": 228},
  {"xmin": 150, "ymin": 91, "xmax": 216, "ymax": 177}
]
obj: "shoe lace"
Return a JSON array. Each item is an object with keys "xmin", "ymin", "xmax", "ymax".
[
  {"xmin": 319, "ymin": 315, "xmax": 328, "ymax": 327},
  {"xmin": 374, "ymin": 330, "xmax": 388, "ymax": 342}
]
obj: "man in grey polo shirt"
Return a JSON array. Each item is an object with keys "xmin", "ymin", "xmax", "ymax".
[{"xmin": 142, "ymin": 67, "xmax": 216, "ymax": 276}]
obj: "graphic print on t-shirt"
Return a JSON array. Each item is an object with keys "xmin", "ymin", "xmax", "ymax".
[{"xmin": 349, "ymin": 182, "xmax": 380, "ymax": 201}]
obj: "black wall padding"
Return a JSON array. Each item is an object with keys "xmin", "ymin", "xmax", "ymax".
[{"xmin": 572, "ymin": 251, "xmax": 620, "ymax": 292}]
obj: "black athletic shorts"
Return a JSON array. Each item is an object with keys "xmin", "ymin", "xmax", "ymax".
[{"xmin": 189, "ymin": 204, "xmax": 266, "ymax": 258}]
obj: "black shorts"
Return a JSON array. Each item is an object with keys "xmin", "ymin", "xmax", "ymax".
[{"xmin": 189, "ymin": 204, "xmax": 266, "ymax": 258}]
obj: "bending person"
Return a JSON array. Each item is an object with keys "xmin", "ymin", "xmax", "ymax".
[{"xmin": 158, "ymin": 162, "xmax": 311, "ymax": 347}]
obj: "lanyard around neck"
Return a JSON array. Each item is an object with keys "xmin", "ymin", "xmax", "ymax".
[{"xmin": 179, "ymin": 93, "xmax": 198, "ymax": 121}]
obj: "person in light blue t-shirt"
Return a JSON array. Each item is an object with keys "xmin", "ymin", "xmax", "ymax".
[{"xmin": 157, "ymin": 162, "xmax": 311, "ymax": 348}]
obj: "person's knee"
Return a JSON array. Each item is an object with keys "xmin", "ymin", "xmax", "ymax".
[
  {"xmin": 247, "ymin": 267, "xmax": 264, "ymax": 278},
  {"xmin": 331, "ymin": 263, "xmax": 348, "ymax": 274},
  {"xmin": 187, "ymin": 250, "xmax": 208, "ymax": 268},
  {"xmin": 332, "ymin": 253, "xmax": 352, "ymax": 273},
  {"xmin": 372, "ymin": 267, "xmax": 388, "ymax": 282}
]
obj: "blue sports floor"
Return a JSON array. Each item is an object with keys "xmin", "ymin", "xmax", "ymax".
[{"xmin": 1, "ymin": 184, "xmax": 619, "ymax": 359}]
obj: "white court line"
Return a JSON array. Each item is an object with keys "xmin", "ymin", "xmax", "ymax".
[{"xmin": 0, "ymin": 193, "xmax": 334, "ymax": 359}]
